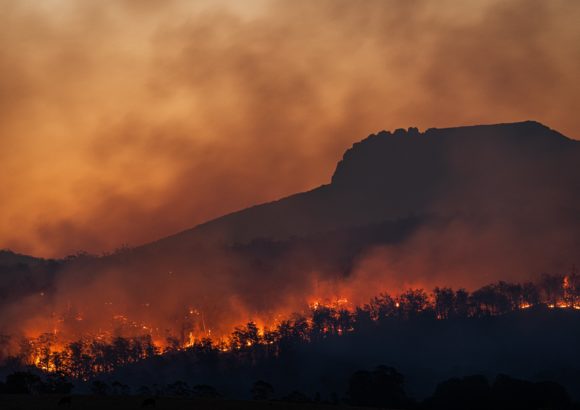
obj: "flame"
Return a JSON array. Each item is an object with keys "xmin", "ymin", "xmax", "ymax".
[{"xmin": 7, "ymin": 273, "xmax": 580, "ymax": 376}]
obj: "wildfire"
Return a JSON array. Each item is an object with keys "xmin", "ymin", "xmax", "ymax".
[
  {"xmin": 5, "ymin": 272, "xmax": 580, "ymax": 378},
  {"xmin": 309, "ymin": 297, "xmax": 350, "ymax": 311}
]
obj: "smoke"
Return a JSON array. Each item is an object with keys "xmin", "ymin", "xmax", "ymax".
[
  {"xmin": 0, "ymin": 0, "xmax": 579, "ymax": 350},
  {"xmin": 0, "ymin": 0, "xmax": 578, "ymax": 257},
  {"xmin": 344, "ymin": 216, "xmax": 579, "ymax": 303}
]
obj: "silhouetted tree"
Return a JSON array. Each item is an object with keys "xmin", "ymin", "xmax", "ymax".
[
  {"xmin": 191, "ymin": 337, "xmax": 219, "ymax": 364},
  {"xmin": 470, "ymin": 285, "xmax": 509, "ymax": 316},
  {"xmin": 91, "ymin": 380, "xmax": 111, "ymax": 396},
  {"xmin": 67, "ymin": 340, "xmax": 91, "ymax": 379},
  {"xmin": 495, "ymin": 281, "xmax": 523, "ymax": 311},
  {"xmin": 540, "ymin": 273, "xmax": 565, "ymax": 306},
  {"xmin": 251, "ymin": 380, "xmax": 274, "ymax": 400},
  {"xmin": 166, "ymin": 380, "xmax": 190, "ymax": 397},
  {"xmin": 276, "ymin": 319, "xmax": 305, "ymax": 354},
  {"xmin": 454, "ymin": 288, "xmax": 470, "ymax": 318},
  {"xmin": 367, "ymin": 293, "xmax": 396, "ymax": 321},
  {"xmin": 564, "ymin": 268, "xmax": 580, "ymax": 307},
  {"xmin": 347, "ymin": 366, "xmax": 410, "ymax": 408},
  {"xmin": 397, "ymin": 289, "xmax": 430, "ymax": 318},
  {"xmin": 164, "ymin": 336, "xmax": 180, "ymax": 353},
  {"xmin": 111, "ymin": 380, "xmax": 130, "ymax": 395},
  {"xmin": 425, "ymin": 375, "xmax": 491, "ymax": 410},
  {"xmin": 2, "ymin": 371, "xmax": 44, "ymax": 394},
  {"xmin": 0, "ymin": 334, "xmax": 12, "ymax": 363},
  {"xmin": 230, "ymin": 321, "xmax": 261, "ymax": 350},
  {"xmin": 491, "ymin": 374, "xmax": 571, "ymax": 410},
  {"xmin": 337, "ymin": 309, "xmax": 353, "ymax": 334},
  {"xmin": 43, "ymin": 372, "xmax": 73, "ymax": 394},
  {"xmin": 434, "ymin": 287, "xmax": 455, "ymax": 319},
  {"xmin": 311, "ymin": 306, "xmax": 335, "ymax": 338},
  {"xmin": 521, "ymin": 282, "xmax": 540, "ymax": 306},
  {"xmin": 353, "ymin": 306, "xmax": 373, "ymax": 330},
  {"xmin": 292, "ymin": 316, "xmax": 310, "ymax": 340}
]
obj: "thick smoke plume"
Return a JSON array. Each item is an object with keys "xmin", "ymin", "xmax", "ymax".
[
  {"xmin": 1, "ymin": 0, "xmax": 579, "ymax": 257},
  {"xmin": 1, "ymin": 1, "xmax": 580, "ymax": 355}
]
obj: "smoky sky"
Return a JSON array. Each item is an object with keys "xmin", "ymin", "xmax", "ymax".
[{"xmin": 1, "ymin": 0, "xmax": 579, "ymax": 257}]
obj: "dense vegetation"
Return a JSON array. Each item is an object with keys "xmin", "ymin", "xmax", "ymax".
[
  {"xmin": 2, "ymin": 272, "xmax": 579, "ymax": 380},
  {"xmin": 0, "ymin": 272, "xmax": 578, "ymax": 409}
]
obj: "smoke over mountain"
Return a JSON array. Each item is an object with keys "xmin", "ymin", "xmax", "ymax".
[
  {"xmin": 1, "ymin": 0, "xmax": 579, "ymax": 257},
  {"xmin": 1, "ymin": 121, "xmax": 579, "ymax": 348}
]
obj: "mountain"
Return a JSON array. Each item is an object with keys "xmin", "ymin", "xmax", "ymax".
[
  {"xmin": 0, "ymin": 249, "xmax": 48, "ymax": 267},
  {"xmin": 0, "ymin": 250, "xmax": 58, "ymax": 307},
  {"xmin": 145, "ymin": 120, "xmax": 580, "ymax": 253},
  {"xmin": 3, "ymin": 120, "xmax": 580, "ymax": 338},
  {"xmin": 75, "ymin": 120, "xmax": 580, "ymax": 311},
  {"xmin": 3, "ymin": 121, "xmax": 580, "ymax": 402}
]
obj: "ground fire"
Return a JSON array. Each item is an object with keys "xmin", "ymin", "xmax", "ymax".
[{"xmin": 1, "ymin": 271, "xmax": 578, "ymax": 379}]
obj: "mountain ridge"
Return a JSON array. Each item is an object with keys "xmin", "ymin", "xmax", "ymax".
[
  {"xmin": 3, "ymin": 120, "xmax": 580, "ymax": 342},
  {"xmin": 4, "ymin": 120, "xmax": 577, "ymax": 261},
  {"xmin": 142, "ymin": 120, "xmax": 579, "ymax": 254}
]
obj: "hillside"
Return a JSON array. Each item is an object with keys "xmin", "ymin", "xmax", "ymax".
[
  {"xmin": 2, "ymin": 120, "xmax": 580, "ymax": 344},
  {"xmin": 145, "ymin": 121, "xmax": 580, "ymax": 253}
]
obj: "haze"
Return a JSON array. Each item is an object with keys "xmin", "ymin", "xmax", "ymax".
[{"xmin": 1, "ymin": 0, "xmax": 579, "ymax": 257}]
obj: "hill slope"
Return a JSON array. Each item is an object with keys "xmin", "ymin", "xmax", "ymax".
[
  {"xmin": 3, "ymin": 120, "xmax": 580, "ymax": 339},
  {"xmin": 145, "ymin": 120, "xmax": 580, "ymax": 253}
]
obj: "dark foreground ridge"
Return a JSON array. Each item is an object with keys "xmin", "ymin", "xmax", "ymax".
[
  {"xmin": 3, "ymin": 273, "xmax": 580, "ymax": 404},
  {"xmin": 2, "ymin": 307, "xmax": 580, "ymax": 409}
]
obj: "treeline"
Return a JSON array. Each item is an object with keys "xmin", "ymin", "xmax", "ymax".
[
  {"xmin": 1, "ymin": 366, "xmax": 577, "ymax": 410},
  {"xmin": 345, "ymin": 366, "xmax": 574, "ymax": 410},
  {"xmin": 2, "ymin": 272, "xmax": 580, "ymax": 379},
  {"xmin": 14, "ymin": 334, "xmax": 159, "ymax": 379}
]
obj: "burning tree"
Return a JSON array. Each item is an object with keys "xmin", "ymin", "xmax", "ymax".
[{"xmin": 2, "ymin": 271, "xmax": 579, "ymax": 379}]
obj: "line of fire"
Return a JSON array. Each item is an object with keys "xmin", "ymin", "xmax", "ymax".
[{"xmin": 2, "ymin": 271, "xmax": 579, "ymax": 379}]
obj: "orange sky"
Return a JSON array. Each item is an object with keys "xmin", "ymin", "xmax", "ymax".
[{"xmin": 1, "ymin": 0, "xmax": 579, "ymax": 257}]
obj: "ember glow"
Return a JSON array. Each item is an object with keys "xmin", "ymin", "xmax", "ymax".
[
  {"xmin": 4, "ymin": 272, "xmax": 578, "ymax": 378},
  {"xmin": 1, "ymin": 3, "xmax": 580, "ymax": 404}
]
